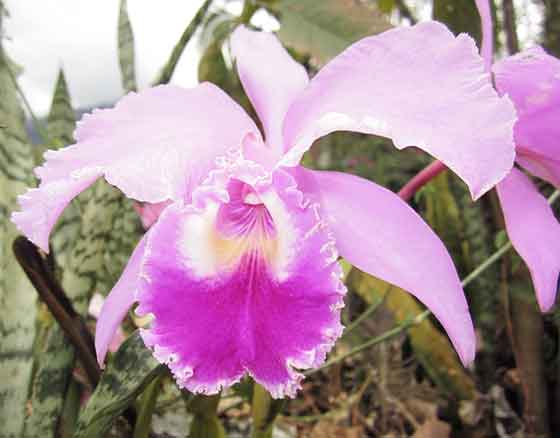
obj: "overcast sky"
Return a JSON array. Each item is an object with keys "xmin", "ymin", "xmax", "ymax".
[
  {"xmin": 4, "ymin": 0, "xmax": 211, "ymax": 116},
  {"xmin": 3, "ymin": 0, "xmax": 543, "ymax": 119}
]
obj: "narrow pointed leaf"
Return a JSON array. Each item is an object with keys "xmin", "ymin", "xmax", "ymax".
[
  {"xmin": 22, "ymin": 72, "xmax": 79, "ymax": 438},
  {"xmin": 188, "ymin": 394, "xmax": 226, "ymax": 438},
  {"xmin": 154, "ymin": 0, "xmax": 213, "ymax": 85},
  {"xmin": 0, "ymin": 13, "xmax": 38, "ymax": 436},
  {"xmin": 47, "ymin": 69, "xmax": 75, "ymax": 146},
  {"xmin": 118, "ymin": 0, "xmax": 137, "ymax": 93},
  {"xmin": 74, "ymin": 332, "xmax": 164, "ymax": 438}
]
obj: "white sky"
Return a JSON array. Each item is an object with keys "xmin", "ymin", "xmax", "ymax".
[
  {"xmin": 3, "ymin": 0, "xmax": 208, "ymax": 116},
  {"xmin": 3, "ymin": 0, "xmax": 544, "ymax": 118}
]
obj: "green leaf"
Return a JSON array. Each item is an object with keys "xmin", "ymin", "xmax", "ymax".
[
  {"xmin": 22, "ymin": 70, "xmax": 78, "ymax": 438},
  {"xmin": 154, "ymin": 0, "xmax": 213, "ymax": 85},
  {"xmin": 47, "ymin": 68, "xmax": 80, "ymax": 270},
  {"xmin": 133, "ymin": 373, "xmax": 164, "ymax": 438},
  {"xmin": 251, "ymin": 384, "xmax": 284, "ymax": 438},
  {"xmin": 378, "ymin": 0, "xmax": 395, "ymax": 14},
  {"xmin": 349, "ymin": 270, "xmax": 478, "ymax": 401},
  {"xmin": 188, "ymin": 394, "xmax": 226, "ymax": 438},
  {"xmin": 22, "ymin": 315, "xmax": 76, "ymax": 438},
  {"xmin": 118, "ymin": 0, "xmax": 137, "ymax": 93},
  {"xmin": 0, "ymin": 11, "xmax": 38, "ymax": 436},
  {"xmin": 74, "ymin": 332, "xmax": 164, "ymax": 438},
  {"xmin": 433, "ymin": 0, "xmax": 481, "ymax": 44},
  {"xmin": 275, "ymin": 0, "xmax": 390, "ymax": 64},
  {"xmin": 47, "ymin": 69, "xmax": 75, "ymax": 146},
  {"xmin": 61, "ymin": 180, "xmax": 141, "ymax": 308}
]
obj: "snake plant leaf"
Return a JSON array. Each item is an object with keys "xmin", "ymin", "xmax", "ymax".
[
  {"xmin": 22, "ymin": 69, "xmax": 79, "ymax": 438},
  {"xmin": 0, "ymin": 13, "xmax": 38, "ymax": 437},
  {"xmin": 74, "ymin": 332, "xmax": 164, "ymax": 438},
  {"xmin": 118, "ymin": 0, "xmax": 137, "ymax": 93}
]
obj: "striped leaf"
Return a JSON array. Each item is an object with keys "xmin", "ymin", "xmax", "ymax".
[
  {"xmin": 74, "ymin": 332, "xmax": 164, "ymax": 438},
  {"xmin": 118, "ymin": 0, "xmax": 137, "ymax": 93},
  {"xmin": 0, "ymin": 9, "xmax": 38, "ymax": 436},
  {"xmin": 22, "ymin": 70, "xmax": 78, "ymax": 438}
]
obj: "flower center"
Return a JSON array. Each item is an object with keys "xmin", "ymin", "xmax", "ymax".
[{"xmin": 212, "ymin": 180, "xmax": 278, "ymax": 269}]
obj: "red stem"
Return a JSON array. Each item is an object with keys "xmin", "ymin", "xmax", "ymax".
[{"xmin": 397, "ymin": 160, "xmax": 447, "ymax": 201}]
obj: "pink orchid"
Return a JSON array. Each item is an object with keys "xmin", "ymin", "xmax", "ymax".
[
  {"xmin": 11, "ymin": 22, "xmax": 516, "ymax": 397},
  {"xmin": 476, "ymin": 0, "xmax": 560, "ymax": 312}
]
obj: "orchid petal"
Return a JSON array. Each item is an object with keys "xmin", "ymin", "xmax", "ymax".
[
  {"xmin": 12, "ymin": 83, "xmax": 260, "ymax": 252},
  {"xmin": 230, "ymin": 26, "xmax": 308, "ymax": 152},
  {"xmin": 292, "ymin": 167, "xmax": 475, "ymax": 365},
  {"xmin": 475, "ymin": 0, "xmax": 493, "ymax": 71},
  {"xmin": 95, "ymin": 234, "xmax": 147, "ymax": 366},
  {"xmin": 281, "ymin": 21, "xmax": 516, "ymax": 200},
  {"xmin": 497, "ymin": 168, "xmax": 560, "ymax": 312},
  {"xmin": 11, "ymin": 168, "xmax": 102, "ymax": 251},
  {"xmin": 493, "ymin": 47, "xmax": 560, "ymax": 187},
  {"xmin": 136, "ymin": 162, "xmax": 344, "ymax": 397}
]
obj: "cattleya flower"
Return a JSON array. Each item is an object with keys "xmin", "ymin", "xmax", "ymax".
[
  {"xmin": 12, "ymin": 22, "xmax": 516, "ymax": 397},
  {"xmin": 476, "ymin": 0, "xmax": 560, "ymax": 312}
]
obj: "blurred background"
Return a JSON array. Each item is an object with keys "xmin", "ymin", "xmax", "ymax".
[{"xmin": 1, "ymin": 1, "xmax": 560, "ymax": 437}]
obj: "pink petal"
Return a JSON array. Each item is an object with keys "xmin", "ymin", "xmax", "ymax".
[
  {"xmin": 292, "ymin": 167, "xmax": 475, "ymax": 365},
  {"xmin": 136, "ymin": 160, "xmax": 344, "ymax": 398},
  {"xmin": 493, "ymin": 47, "xmax": 560, "ymax": 187},
  {"xmin": 281, "ymin": 21, "xmax": 516, "ymax": 200},
  {"xmin": 11, "ymin": 168, "xmax": 102, "ymax": 251},
  {"xmin": 230, "ymin": 26, "xmax": 308, "ymax": 154},
  {"xmin": 497, "ymin": 168, "xmax": 560, "ymax": 312},
  {"xmin": 475, "ymin": 0, "xmax": 493, "ymax": 71},
  {"xmin": 95, "ymin": 234, "xmax": 147, "ymax": 366},
  {"xmin": 12, "ymin": 83, "xmax": 260, "ymax": 252}
]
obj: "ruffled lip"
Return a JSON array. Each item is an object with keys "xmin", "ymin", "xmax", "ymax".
[{"xmin": 135, "ymin": 152, "xmax": 346, "ymax": 397}]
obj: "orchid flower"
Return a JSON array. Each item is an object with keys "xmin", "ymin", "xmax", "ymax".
[
  {"xmin": 476, "ymin": 0, "xmax": 560, "ymax": 312},
  {"xmin": 11, "ymin": 22, "xmax": 516, "ymax": 397}
]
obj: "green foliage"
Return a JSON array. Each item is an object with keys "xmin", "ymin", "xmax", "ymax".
[
  {"xmin": 188, "ymin": 394, "xmax": 226, "ymax": 438},
  {"xmin": 349, "ymin": 270, "xmax": 478, "ymax": 401},
  {"xmin": 47, "ymin": 69, "xmax": 75, "ymax": 147},
  {"xmin": 378, "ymin": 0, "xmax": 395, "ymax": 14},
  {"xmin": 22, "ymin": 70, "xmax": 80, "ymax": 438},
  {"xmin": 74, "ymin": 332, "xmax": 164, "ymax": 438},
  {"xmin": 273, "ymin": 0, "xmax": 390, "ymax": 64},
  {"xmin": 118, "ymin": 0, "xmax": 137, "ymax": 93},
  {"xmin": 154, "ymin": 0, "xmax": 213, "ymax": 85},
  {"xmin": 251, "ymin": 384, "xmax": 284, "ymax": 438},
  {"xmin": 433, "ymin": 0, "xmax": 481, "ymax": 44},
  {"xmin": 543, "ymin": 0, "xmax": 560, "ymax": 56},
  {"xmin": 0, "ymin": 15, "xmax": 38, "ymax": 436}
]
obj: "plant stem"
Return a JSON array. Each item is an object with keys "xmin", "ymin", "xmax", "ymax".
[
  {"xmin": 251, "ymin": 384, "xmax": 285, "ymax": 438},
  {"xmin": 12, "ymin": 237, "xmax": 101, "ymax": 386},
  {"xmin": 134, "ymin": 373, "xmax": 164, "ymax": 438},
  {"xmin": 342, "ymin": 288, "xmax": 390, "ymax": 338},
  {"xmin": 188, "ymin": 394, "xmax": 225, "ymax": 438},
  {"xmin": 502, "ymin": 0, "xmax": 519, "ymax": 54},
  {"xmin": 153, "ymin": 0, "xmax": 213, "ymax": 85},
  {"xmin": 305, "ymin": 310, "xmax": 431, "ymax": 376},
  {"xmin": 460, "ymin": 241, "xmax": 512, "ymax": 288},
  {"xmin": 397, "ymin": 160, "xmax": 447, "ymax": 201}
]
